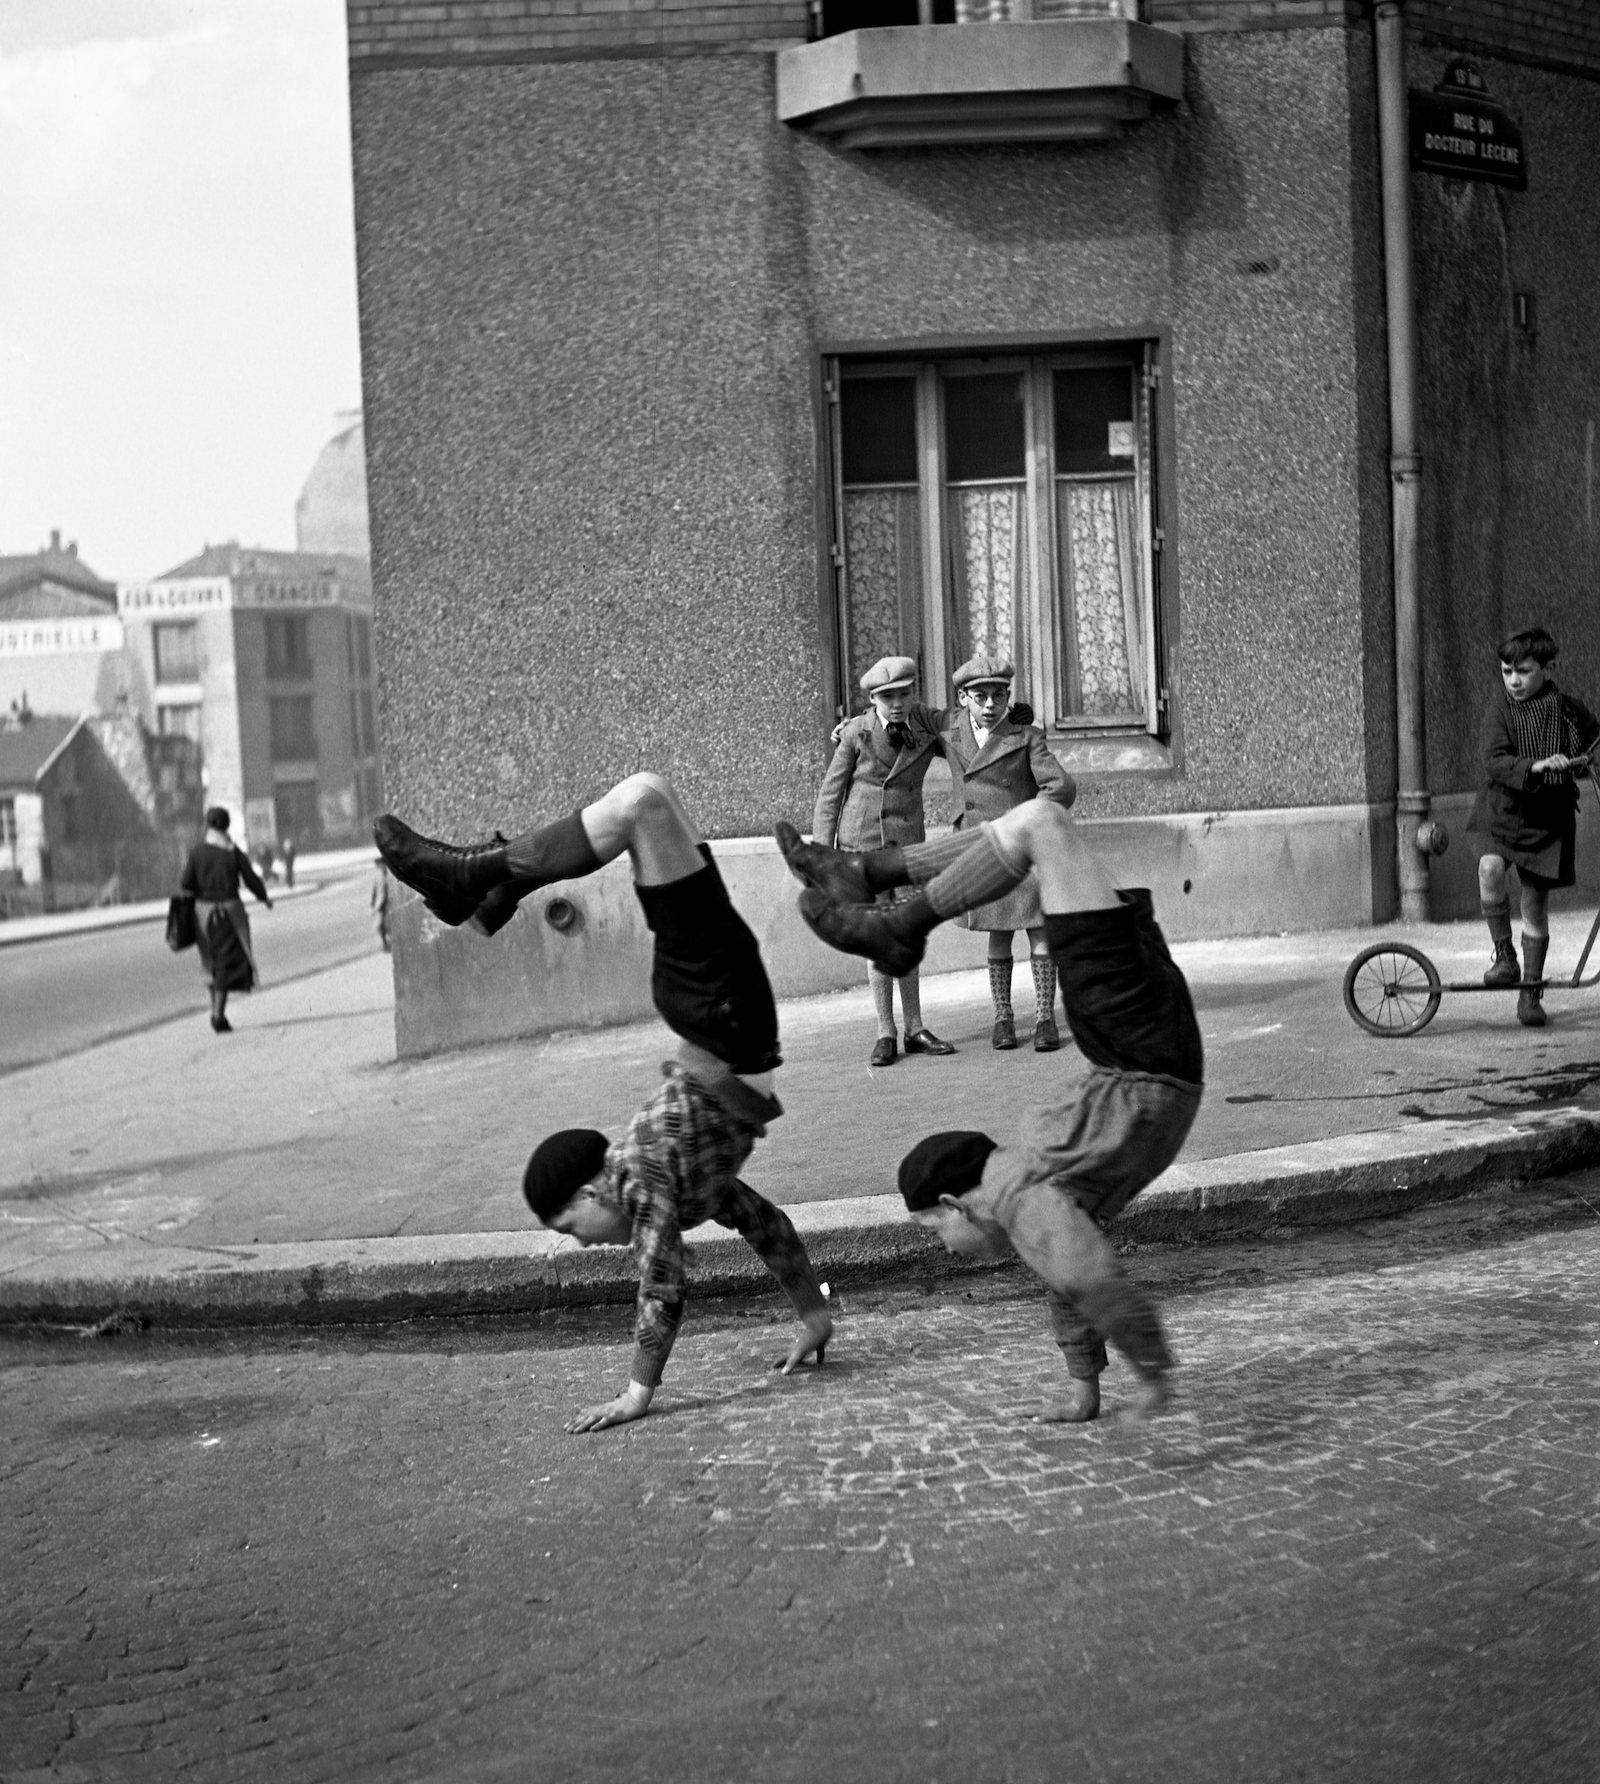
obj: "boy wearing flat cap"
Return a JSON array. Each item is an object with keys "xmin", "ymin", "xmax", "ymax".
[
  {"xmin": 810, "ymin": 654, "xmax": 955, "ymax": 1068},
  {"xmin": 373, "ymin": 774, "xmax": 831, "ymax": 1432},
  {"xmin": 944, "ymin": 653, "xmax": 1076, "ymax": 1053},
  {"xmin": 775, "ymin": 795, "xmax": 1201, "ymax": 1420}
]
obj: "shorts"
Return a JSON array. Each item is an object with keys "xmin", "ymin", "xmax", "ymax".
[
  {"xmin": 1043, "ymin": 891, "xmax": 1204, "ymax": 1085},
  {"xmin": 634, "ymin": 846, "xmax": 782, "ymax": 1075},
  {"xmin": 1012, "ymin": 1066, "xmax": 1203, "ymax": 1226}
]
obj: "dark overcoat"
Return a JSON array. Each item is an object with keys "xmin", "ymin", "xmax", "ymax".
[
  {"xmin": 811, "ymin": 707, "xmax": 943, "ymax": 850},
  {"xmin": 938, "ymin": 710, "xmax": 1074, "ymax": 931},
  {"xmin": 1467, "ymin": 684, "xmax": 1600, "ymax": 885}
]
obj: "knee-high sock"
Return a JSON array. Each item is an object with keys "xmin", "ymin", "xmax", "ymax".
[
  {"xmin": 1522, "ymin": 931, "xmax": 1549, "ymax": 987},
  {"xmin": 924, "ymin": 828, "xmax": 1028, "ymax": 920},
  {"xmin": 869, "ymin": 965, "xmax": 897, "ymax": 1038},
  {"xmin": 504, "ymin": 811, "xmax": 603, "ymax": 888},
  {"xmin": 898, "ymin": 965, "xmax": 924, "ymax": 1031},
  {"xmin": 901, "ymin": 829, "xmax": 987, "ymax": 885},
  {"xmin": 1030, "ymin": 953, "xmax": 1058, "ymax": 1019},
  {"xmin": 988, "ymin": 956, "xmax": 1014, "ymax": 1016},
  {"xmin": 1482, "ymin": 898, "xmax": 1512, "ymax": 947}
]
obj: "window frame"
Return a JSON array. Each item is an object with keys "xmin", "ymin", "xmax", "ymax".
[
  {"xmin": 265, "ymin": 613, "xmax": 312, "ymax": 681},
  {"xmin": 268, "ymin": 693, "xmax": 318, "ymax": 763},
  {"xmin": 152, "ymin": 621, "xmax": 200, "ymax": 685},
  {"xmin": 816, "ymin": 328, "xmax": 1176, "ymax": 761}
]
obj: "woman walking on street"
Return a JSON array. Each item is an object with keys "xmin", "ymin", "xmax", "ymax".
[{"xmin": 179, "ymin": 806, "xmax": 272, "ymax": 1033}]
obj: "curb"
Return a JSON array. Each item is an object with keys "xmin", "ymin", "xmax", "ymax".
[
  {"xmin": 0, "ymin": 877, "xmax": 327, "ymax": 949},
  {"xmin": 5, "ymin": 1107, "xmax": 1599, "ymax": 1331}
]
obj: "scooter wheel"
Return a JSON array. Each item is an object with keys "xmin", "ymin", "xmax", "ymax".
[{"xmin": 1342, "ymin": 941, "xmax": 1442, "ymax": 1037}]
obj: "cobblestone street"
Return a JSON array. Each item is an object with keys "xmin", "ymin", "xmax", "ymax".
[{"xmin": 4, "ymin": 1182, "xmax": 1599, "ymax": 1784}]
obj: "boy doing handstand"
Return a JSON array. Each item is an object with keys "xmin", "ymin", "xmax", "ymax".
[
  {"xmin": 375, "ymin": 775, "xmax": 832, "ymax": 1432},
  {"xmin": 776, "ymin": 799, "xmax": 1202, "ymax": 1419}
]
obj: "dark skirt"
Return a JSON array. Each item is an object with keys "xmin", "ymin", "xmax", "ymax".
[{"xmin": 196, "ymin": 899, "xmax": 257, "ymax": 993}]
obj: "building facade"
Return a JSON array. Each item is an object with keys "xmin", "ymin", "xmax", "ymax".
[
  {"xmin": 344, "ymin": 0, "xmax": 1600, "ymax": 1054},
  {"xmin": 0, "ymin": 711, "xmax": 201, "ymax": 916},
  {"xmin": 117, "ymin": 546, "xmax": 383, "ymax": 850},
  {"xmin": 296, "ymin": 413, "xmax": 372, "ymax": 558},
  {"xmin": 0, "ymin": 534, "xmax": 138, "ymax": 724}
]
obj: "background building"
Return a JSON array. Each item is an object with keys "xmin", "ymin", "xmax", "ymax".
[
  {"xmin": 0, "ymin": 533, "xmax": 141, "ymax": 724},
  {"xmin": 296, "ymin": 412, "xmax": 372, "ymax": 558},
  {"xmin": 0, "ymin": 710, "xmax": 201, "ymax": 917},
  {"xmin": 118, "ymin": 545, "xmax": 382, "ymax": 850},
  {"xmin": 344, "ymin": 0, "xmax": 1600, "ymax": 1054}
]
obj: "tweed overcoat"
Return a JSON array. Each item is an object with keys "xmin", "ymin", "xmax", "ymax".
[
  {"xmin": 1466, "ymin": 683, "xmax": 1600, "ymax": 884},
  {"xmin": 811, "ymin": 707, "xmax": 944, "ymax": 850},
  {"xmin": 938, "ymin": 709, "xmax": 1073, "ymax": 931}
]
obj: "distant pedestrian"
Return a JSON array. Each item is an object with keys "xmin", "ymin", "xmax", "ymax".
[
  {"xmin": 370, "ymin": 857, "xmax": 391, "ymax": 952},
  {"xmin": 1468, "ymin": 625, "xmax": 1600, "ymax": 1027},
  {"xmin": 255, "ymin": 839, "xmax": 276, "ymax": 886},
  {"xmin": 939, "ymin": 654, "xmax": 1076, "ymax": 1053},
  {"xmin": 180, "ymin": 806, "xmax": 272, "ymax": 1033},
  {"xmin": 281, "ymin": 835, "xmax": 296, "ymax": 889},
  {"xmin": 811, "ymin": 655, "xmax": 955, "ymax": 1068},
  {"xmin": 374, "ymin": 771, "xmax": 832, "ymax": 1432},
  {"xmin": 779, "ymin": 790, "xmax": 1201, "ymax": 1422}
]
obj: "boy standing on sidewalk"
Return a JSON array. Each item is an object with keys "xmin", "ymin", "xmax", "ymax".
[
  {"xmin": 776, "ymin": 796, "xmax": 1201, "ymax": 1420},
  {"xmin": 812, "ymin": 655, "xmax": 956, "ymax": 1068},
  {"xmin": 939, "ymin": 654, "xmax": 1076, "ymax": 1053},
  {"xmin": 374, "ymin": 773, "xmax": 832, "ymax": 1432},
  {"xmin": 1468, "ymin": 626, "xmax": 1600, "ymax": 1028}
]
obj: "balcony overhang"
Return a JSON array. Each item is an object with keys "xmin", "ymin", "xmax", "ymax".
[{"xmin": 776, "ymin": 21, "xmax": 1184, "ymax": 151}]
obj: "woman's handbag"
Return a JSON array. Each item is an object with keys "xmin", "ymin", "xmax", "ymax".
[{"xmin": 165, "ymin": 893, "xmax": 198, "ymax": 952}]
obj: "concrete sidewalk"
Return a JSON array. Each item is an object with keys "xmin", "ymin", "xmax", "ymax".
[
  {"xmin": 0, "ymin": 846, "xmax": 376, "ymax": 949},
  {"xmin": 6, "ymin": 903, "xmax": 1600, "ymax": 1327}
]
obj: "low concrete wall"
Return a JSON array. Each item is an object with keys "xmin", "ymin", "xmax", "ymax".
[
  {"xmin": 1418, "ymin": 791, "xmax": 1600, "ymax": 921},
  {"xmin": 392, "ymin": 799, "xmax": 1404, "ymax": 1056}
]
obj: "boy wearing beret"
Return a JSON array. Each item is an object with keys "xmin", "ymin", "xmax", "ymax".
[
  {"xmin": 374, "ymin": 774, "xmax": 832, "ymax": 1432},
  {"xmin": 775, "ymin": 795, "xmax": 1201, "ymax": 1420}
]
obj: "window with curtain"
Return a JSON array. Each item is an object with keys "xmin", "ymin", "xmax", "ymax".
[{"xmin": 826, "ymin": 345, "xmax": 1163, "ymax": 734}]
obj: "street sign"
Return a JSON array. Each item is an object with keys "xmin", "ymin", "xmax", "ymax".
[{"xmin": 1409, "ymin": 59, "xmax": 1526, "ymax": 190}]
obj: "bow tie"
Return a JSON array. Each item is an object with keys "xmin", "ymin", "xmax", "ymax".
[{"xmin": 886, "ymin": 723, "xmax": 912, "ymax": 750}]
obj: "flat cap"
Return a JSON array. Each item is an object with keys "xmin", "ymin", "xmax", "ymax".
[
  {"xmin": 859, "ymin": 655, "xmax": 918, "ymax": 696},
  {"xmin": 952, "ymin": 653, "xmax": 1015, "ymax": 692}
]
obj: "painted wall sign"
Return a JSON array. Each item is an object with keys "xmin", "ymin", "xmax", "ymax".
[
  {"xmin": 1409, "ymin": 60, "xmax": 1526, "ymax": 190},
  {"xmin": 118, "ymin": 577, "xmax": 231, "ymax": 614},
  {"xmin": 119, "ymin": 574, "xmax": 370, "ymax": 615},
  {"xmin": 0, "ymin": 616, "xmax": 126, "ymax": 657}
]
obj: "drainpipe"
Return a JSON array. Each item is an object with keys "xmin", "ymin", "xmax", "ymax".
[{"xmin": 1374, "ymin": 0, "xmax": 1442, "ymax": 919}]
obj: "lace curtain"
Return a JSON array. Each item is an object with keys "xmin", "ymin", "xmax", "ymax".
[
  {"xmin": 1057, "ymin": 479, "xmax": 1144, "ymax": 719},
  {"xmin": 843, "ymin": 488, "xmax": 922, "ymax": 696},
  {"xmin": 947, "ymin": 484, "xmax": 1026, "ymax": 665}
]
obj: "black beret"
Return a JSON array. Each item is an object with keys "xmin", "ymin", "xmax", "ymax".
[
  {"xmin": 898, "ymin": 1130, "xmax": 998, "ymax": 1212},
  {"xmin": 523, "ymin": 1128, "xmax": 609, "ymax": 1222},
  {"xmin": 205, "ymin": 806, "xmax": 231, "ymax": 831}
]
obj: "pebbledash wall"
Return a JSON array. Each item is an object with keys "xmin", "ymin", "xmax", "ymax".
[{"xmin": 346, "ymin": 0, "xmax": 1600, "ymax": 1055}]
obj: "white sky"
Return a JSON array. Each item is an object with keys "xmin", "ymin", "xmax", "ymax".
[{"xmin": 0, "ymin": 0, "xmax": 363, "ymax": 581}]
